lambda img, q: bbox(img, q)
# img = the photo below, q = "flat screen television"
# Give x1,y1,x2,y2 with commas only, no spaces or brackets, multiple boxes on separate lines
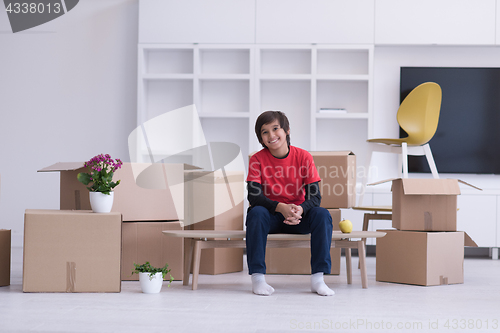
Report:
400,67,500,174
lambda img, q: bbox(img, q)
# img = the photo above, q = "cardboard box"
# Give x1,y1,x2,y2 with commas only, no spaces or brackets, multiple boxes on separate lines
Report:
0,229,11,287
372,178,479,231
265,209,342,275
38,162,198,221
23,210,122,292
376,229,477,286
121,221,184,281
185,170,245,274
310,151,356,209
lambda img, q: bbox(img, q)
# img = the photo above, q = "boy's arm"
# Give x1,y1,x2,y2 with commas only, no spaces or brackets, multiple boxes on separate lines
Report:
247,181,279,213
299,181,321,216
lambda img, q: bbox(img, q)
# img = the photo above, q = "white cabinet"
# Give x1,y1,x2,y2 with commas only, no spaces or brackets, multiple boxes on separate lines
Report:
256,0,374,44
139,0,255,43
138,44,373,168
457,195,497,247
375,0,496,45
255,45,373,155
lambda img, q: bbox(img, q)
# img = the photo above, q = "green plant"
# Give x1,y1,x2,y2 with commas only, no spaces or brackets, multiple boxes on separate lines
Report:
77,154,123,194
132,261,174,286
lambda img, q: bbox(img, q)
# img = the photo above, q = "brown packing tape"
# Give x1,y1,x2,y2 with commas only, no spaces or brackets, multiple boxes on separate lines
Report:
66,262,76,293
424,212,432,230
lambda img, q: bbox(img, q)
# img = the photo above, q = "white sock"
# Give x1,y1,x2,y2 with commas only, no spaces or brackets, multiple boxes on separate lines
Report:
251,273,275,296
311,272,335,296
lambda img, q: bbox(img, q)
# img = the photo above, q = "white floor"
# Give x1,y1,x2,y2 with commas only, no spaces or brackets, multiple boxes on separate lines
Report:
1,247,499,333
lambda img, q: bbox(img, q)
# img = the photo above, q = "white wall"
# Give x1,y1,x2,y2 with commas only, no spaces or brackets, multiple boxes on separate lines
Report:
0,0,139,246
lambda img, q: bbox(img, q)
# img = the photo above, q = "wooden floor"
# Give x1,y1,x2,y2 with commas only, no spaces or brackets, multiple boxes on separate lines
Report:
1,246,499,333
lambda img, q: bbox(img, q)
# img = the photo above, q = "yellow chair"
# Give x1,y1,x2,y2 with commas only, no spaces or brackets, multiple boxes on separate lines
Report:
358,81,442,206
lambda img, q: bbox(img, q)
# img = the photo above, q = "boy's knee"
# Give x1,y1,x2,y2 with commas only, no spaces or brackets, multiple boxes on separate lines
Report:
246,206,270,227
310,207,332,222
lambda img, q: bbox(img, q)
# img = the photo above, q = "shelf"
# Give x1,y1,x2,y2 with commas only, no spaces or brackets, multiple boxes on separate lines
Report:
198,74,251,80
198,112,250,118
143,74,194,80
260,49,311,74
316,74,370,81
200,49,250,74
315,113,369,119
317,49,369,75
144,48,194,74
259,74,312,81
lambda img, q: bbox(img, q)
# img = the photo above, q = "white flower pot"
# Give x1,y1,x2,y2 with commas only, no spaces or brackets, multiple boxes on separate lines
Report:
89,191,114,213
139,272,163,294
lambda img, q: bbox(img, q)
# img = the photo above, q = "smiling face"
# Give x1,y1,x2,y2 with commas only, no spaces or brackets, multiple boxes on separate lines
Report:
260,119,290,158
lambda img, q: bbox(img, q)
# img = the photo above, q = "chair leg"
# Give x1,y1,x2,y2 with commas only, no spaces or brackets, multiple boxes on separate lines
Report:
402,142,409,178
423,144,439,179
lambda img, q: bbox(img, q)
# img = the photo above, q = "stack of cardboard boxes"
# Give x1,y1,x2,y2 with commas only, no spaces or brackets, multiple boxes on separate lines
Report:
265,151,356,275
27,162,244,292
375,178,478,286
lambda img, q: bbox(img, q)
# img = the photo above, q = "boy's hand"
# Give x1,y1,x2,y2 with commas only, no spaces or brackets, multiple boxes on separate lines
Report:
277,203,303,225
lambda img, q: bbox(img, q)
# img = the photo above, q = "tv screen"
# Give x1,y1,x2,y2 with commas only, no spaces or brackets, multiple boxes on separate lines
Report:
400,67,500,174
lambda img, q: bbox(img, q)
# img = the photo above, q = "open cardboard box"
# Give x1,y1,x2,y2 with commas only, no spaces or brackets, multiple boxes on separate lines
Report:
310,151,356,209
38,162,199,221
376,229,477,286
265,209,342,275
369,178,481,231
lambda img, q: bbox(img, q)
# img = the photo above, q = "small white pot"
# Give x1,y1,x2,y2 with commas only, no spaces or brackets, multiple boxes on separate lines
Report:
89,191,114,213
139,272,163,294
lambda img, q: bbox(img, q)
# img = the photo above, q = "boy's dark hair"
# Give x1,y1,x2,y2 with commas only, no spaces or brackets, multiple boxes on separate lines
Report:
255,110,291,149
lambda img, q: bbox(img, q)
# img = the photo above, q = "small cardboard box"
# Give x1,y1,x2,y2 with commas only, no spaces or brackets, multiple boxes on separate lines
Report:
23,210,122,293
265,209,342,275
38,162,198,221
121,221,184,281
185,170,245,274
0,229,11,287
376,229,477,286
310,151,356,209
371,178,480,231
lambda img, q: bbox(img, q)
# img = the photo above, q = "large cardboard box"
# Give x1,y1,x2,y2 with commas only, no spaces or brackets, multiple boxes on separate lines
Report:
265,209,342,275
185,170,245,274
310,151,356,209
38,162,198,221
372,178,479,231
23,210,122,293
0,229,11,287
376,229,477,286
121,221,184,281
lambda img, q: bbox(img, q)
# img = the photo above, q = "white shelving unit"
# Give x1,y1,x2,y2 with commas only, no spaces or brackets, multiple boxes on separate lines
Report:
138,44,373,168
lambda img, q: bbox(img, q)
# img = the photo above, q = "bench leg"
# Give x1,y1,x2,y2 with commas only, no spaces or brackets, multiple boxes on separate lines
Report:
357,240,368,289
192,240,202,290
183,238,194,286
345,248,352,285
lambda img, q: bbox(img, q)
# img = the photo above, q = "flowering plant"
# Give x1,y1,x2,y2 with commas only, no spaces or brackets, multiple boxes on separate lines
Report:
77,154,123,195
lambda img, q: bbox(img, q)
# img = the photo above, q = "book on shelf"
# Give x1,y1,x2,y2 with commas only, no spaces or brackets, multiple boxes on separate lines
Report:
318,108,347,114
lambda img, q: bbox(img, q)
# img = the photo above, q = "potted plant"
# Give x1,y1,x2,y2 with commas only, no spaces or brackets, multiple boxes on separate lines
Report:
132,261,174,294
77,154,123,213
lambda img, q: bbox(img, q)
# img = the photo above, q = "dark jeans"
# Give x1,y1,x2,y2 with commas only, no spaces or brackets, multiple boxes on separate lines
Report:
245,206,333,275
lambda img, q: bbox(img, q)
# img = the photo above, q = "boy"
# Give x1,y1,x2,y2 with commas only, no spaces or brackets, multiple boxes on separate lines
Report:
246,110,334,296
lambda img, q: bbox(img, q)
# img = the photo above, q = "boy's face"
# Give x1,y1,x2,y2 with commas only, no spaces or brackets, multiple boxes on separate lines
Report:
260,119,289,156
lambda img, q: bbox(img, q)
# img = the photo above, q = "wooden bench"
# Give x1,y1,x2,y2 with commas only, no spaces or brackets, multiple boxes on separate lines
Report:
162,230,386,290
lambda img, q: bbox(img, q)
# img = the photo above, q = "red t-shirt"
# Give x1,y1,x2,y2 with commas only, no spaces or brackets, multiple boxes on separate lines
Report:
247,146,321,205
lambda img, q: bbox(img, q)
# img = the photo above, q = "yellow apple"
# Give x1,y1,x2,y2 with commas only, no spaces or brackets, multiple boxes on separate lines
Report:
339,219,353,233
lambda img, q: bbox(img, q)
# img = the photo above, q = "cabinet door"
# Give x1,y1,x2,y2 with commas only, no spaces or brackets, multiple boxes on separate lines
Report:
139,0,255,43
256,0,374,44
457,195,496,247
375,0,496,45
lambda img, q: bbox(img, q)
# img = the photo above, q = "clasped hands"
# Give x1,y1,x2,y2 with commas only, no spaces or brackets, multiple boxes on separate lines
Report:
276,202,303,225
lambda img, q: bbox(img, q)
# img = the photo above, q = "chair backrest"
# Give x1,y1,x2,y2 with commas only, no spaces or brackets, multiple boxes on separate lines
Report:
397,82,442,146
